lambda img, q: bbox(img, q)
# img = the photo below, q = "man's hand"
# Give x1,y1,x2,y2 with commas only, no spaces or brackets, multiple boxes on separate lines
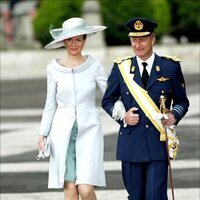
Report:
162,112,177,127
124,107,139,126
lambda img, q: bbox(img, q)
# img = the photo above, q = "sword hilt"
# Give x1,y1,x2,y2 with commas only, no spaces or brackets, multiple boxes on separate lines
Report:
159,95,167,114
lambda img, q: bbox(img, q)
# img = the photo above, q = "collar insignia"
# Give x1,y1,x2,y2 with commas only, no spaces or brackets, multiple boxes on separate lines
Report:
130,66,135,73
156,66,160,71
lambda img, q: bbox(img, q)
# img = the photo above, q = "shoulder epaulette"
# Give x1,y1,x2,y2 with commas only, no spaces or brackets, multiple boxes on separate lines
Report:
113,56,132,64
161,55,181,62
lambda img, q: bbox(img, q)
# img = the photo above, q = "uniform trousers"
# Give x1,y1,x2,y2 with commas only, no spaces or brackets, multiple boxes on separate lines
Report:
122,160,168,200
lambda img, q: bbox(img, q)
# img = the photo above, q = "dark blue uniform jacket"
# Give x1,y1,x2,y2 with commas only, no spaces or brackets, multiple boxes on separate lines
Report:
102,54,189,162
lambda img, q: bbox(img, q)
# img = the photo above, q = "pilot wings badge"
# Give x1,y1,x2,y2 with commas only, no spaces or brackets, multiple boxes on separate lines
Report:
157,76,170,82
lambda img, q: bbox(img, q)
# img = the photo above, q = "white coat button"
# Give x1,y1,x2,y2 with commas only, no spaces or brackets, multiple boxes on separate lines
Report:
146,125,149,128
126,92,129,95
119,132,123,135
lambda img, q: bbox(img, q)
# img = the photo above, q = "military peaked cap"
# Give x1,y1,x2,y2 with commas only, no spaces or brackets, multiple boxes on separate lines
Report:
126,17,158,37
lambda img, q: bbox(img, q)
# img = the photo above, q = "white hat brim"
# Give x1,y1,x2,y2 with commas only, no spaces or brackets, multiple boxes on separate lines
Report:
45,26,107,49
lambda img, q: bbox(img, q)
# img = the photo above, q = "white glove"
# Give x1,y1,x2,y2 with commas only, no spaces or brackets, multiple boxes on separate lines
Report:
112,99,126,121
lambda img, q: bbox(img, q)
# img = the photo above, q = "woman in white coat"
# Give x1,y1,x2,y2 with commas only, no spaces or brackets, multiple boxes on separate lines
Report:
37,17,107,200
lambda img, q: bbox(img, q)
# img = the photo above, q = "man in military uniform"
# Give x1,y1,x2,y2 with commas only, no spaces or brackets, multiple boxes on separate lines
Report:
102,17,189,200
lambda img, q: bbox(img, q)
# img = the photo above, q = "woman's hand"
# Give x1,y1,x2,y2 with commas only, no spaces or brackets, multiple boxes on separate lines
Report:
38,135,45,152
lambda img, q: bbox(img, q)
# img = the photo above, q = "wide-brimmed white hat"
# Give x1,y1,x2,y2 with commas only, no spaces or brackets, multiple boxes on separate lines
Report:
45,17,107,49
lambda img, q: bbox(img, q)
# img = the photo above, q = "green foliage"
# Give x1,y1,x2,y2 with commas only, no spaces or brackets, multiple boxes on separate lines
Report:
168,0,200,42
33,0,84,47
100,0,171,45
33,0,200,46
150,0,171,36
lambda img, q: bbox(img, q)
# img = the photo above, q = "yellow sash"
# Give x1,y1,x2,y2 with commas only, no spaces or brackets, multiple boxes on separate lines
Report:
118,59,166,141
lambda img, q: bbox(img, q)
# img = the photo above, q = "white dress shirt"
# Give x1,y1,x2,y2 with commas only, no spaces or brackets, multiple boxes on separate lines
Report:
136,53,155,76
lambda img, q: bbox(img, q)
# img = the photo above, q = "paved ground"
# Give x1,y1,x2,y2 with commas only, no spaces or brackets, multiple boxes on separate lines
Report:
1,51,200,200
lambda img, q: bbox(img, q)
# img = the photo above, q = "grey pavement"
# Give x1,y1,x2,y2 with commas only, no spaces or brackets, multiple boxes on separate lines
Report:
1,189,199,200
1,48,200,200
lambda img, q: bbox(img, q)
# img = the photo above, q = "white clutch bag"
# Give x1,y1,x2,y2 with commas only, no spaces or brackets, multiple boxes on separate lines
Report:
36,137,51,160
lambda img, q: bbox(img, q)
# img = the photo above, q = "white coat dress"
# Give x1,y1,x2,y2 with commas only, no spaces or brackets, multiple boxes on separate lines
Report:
39,55,107,188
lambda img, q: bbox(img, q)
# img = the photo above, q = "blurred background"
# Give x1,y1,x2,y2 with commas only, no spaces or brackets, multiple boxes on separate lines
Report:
0,0,199,200
0,0,200,49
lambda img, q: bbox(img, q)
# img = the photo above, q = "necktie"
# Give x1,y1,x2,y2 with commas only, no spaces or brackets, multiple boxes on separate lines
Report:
142,62,149,88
